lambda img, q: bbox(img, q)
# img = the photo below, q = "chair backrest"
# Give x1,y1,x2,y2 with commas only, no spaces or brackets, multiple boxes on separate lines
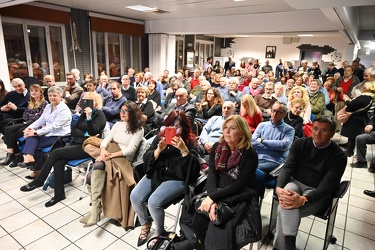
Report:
255,169,266,199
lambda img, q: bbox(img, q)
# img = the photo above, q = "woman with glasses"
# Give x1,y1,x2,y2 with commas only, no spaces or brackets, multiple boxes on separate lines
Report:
284,98,305,138
199,87,223,120
20,92,107,207
80,101,145,228
130,110,200,247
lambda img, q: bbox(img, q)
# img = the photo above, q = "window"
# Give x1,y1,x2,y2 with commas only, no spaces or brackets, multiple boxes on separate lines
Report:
3,18,68,82
93,32,143,79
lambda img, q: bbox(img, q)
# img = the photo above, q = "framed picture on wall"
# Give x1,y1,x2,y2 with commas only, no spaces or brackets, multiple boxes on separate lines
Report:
265,46,276,59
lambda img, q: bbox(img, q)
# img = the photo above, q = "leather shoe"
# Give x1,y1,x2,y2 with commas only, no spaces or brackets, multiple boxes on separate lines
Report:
1,153,14,165
350,162,367,168
45,194,66,207
25,175,36,180
18,161,36,169
9,155,24,168
368,167,375,173
20,181,43,192
363,190,375,198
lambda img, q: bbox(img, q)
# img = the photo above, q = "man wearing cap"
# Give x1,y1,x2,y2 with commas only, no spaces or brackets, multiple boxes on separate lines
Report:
322,62,338,83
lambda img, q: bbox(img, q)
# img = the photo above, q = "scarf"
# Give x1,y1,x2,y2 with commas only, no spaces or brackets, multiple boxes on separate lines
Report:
214,141,244,173
308,89,319,98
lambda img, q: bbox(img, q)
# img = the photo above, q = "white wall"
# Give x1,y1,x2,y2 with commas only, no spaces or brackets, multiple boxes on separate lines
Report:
0,15,11,90
148,34,176,77
220,36,354,68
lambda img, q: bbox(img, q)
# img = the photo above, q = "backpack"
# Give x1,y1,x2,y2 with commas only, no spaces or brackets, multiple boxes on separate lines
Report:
42,168,72,190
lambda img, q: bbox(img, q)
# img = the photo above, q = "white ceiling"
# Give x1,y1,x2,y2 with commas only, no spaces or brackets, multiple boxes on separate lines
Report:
2,0,375,46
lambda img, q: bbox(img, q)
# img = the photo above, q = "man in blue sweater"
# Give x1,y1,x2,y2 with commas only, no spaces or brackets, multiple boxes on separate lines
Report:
0,78,30,133
273,116,347,250
252,101,295,173
102,82,126,128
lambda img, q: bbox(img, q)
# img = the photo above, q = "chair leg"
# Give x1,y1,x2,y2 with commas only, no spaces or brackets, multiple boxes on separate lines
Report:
79,162,93,200
172,199,183,232
323,199,339,250
269,196,279,235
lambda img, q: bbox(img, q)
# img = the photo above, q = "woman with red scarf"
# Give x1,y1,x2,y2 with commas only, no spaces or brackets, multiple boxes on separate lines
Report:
192,115,258,249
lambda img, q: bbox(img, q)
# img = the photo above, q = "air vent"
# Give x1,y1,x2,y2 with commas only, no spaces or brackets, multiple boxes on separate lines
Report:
150,9,170,14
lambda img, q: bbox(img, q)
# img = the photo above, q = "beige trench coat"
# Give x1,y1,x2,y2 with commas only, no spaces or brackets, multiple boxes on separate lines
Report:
84,142,136,229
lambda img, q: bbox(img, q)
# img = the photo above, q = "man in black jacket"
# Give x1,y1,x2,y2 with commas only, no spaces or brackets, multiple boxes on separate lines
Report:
0,78,30,133
273,116,347,250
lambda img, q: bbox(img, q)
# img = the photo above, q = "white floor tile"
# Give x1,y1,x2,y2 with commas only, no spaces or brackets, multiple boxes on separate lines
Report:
74,227,118,249
24,231,71,250
11,219,54,246
43,206,81,229
0,234,22,249
57,219,97,242
343,231,375,249
0,200,25,220
0,209,39,233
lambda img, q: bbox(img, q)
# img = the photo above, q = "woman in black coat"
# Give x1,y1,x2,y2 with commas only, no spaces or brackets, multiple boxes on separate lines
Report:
284,98,305,138
20,92,107,207
135,86,155,137
192,115,258,250
341,81,375,156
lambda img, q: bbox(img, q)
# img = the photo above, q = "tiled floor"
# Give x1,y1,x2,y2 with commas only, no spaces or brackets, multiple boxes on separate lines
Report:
0,133,374,250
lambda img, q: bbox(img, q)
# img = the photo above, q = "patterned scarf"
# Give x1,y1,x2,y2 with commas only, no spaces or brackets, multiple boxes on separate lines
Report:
214,141,244,174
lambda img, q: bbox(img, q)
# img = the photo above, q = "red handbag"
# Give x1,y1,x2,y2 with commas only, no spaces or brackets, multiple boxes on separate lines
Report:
303,121,313,137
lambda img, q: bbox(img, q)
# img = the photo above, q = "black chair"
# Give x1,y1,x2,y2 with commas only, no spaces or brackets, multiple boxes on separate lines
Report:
268,180,350,250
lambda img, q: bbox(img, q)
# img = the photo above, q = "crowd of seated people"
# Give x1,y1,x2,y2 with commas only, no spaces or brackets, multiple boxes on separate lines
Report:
0,57,374,249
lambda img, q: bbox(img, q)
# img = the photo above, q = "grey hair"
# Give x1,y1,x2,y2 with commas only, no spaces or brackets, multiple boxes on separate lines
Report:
275,101,288,113
366,66,375,76
47,86,63,96
11,78,24,85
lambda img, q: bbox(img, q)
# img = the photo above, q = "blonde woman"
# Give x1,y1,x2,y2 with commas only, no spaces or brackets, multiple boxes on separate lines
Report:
288,86,311,124
1,84,48,169
240,94,262,132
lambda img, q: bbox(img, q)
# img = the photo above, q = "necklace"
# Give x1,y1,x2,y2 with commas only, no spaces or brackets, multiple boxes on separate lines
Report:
287,112,294,121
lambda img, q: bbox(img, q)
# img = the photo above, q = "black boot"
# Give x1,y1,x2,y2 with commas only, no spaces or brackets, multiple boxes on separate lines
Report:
9,154,24,168
1,153,15,165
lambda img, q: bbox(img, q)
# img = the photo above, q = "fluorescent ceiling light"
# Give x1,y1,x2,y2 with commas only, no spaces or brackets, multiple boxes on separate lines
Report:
233,0,246,2
126,5,156,12
364,42,375,50
298,34,313,37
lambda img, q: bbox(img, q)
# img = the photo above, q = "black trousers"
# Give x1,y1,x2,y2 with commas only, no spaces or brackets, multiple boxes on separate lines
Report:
4,123,27,153
0,113,17,134
34,143,90,197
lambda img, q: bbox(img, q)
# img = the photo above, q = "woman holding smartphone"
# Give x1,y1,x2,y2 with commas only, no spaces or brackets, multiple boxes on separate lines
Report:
130,110,201,247
20,92,107,207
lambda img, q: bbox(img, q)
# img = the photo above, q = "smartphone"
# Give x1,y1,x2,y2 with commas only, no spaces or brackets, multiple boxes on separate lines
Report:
165,127,176,145
80,99,93,110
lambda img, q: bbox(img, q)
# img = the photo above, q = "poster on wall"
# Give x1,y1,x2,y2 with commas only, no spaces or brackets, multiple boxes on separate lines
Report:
265,46,276,59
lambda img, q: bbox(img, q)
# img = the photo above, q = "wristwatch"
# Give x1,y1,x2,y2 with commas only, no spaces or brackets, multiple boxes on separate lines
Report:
301,196,308,206
34,131,38,136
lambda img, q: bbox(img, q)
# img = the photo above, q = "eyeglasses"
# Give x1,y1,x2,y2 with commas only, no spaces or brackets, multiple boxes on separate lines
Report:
120,109,129,114
312,128,331,134
271,109,285,114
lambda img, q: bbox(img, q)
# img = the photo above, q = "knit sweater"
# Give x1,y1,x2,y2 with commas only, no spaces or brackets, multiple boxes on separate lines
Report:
277,137,347,203
252,120,295,165
0,90,30,118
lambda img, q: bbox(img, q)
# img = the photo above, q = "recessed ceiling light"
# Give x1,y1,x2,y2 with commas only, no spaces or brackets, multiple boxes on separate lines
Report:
298,34,314,37
126,5,156,12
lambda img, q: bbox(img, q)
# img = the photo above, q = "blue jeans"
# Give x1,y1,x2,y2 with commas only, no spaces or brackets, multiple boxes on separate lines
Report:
130,176,185,235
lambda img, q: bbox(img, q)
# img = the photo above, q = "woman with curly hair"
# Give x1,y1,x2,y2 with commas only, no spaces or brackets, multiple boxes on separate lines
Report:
240,94,262,133
130,110,200,246
199,87,223,119
80,100,145,228
288,86,311,125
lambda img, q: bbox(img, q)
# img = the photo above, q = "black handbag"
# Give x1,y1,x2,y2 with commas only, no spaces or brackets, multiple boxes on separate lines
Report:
146,231,179,250
193,192,237,226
